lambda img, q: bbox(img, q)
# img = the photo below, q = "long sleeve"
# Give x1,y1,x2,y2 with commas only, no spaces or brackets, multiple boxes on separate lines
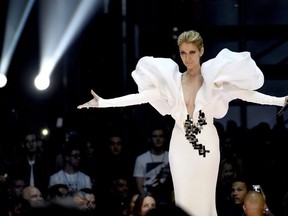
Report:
98,88,161,108
230,89,286,106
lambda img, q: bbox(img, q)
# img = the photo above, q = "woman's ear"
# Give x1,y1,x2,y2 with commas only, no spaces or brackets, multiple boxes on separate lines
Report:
200,47,204,57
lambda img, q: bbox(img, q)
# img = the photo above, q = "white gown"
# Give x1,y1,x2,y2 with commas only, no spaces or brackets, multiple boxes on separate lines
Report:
97,48,285,216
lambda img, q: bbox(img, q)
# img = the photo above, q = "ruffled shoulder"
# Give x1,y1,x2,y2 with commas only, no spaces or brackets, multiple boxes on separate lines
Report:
131,56,182,115
132,56,180,91
201,48,264,90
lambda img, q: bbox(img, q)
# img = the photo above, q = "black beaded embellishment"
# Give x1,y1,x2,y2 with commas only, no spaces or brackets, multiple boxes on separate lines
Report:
184,110,210,157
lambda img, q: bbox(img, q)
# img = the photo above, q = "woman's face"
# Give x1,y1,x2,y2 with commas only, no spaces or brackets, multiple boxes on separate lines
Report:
140,196,156,216
179,42,203,71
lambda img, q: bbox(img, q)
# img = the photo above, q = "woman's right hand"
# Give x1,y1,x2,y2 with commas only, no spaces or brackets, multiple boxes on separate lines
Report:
77,90,100,109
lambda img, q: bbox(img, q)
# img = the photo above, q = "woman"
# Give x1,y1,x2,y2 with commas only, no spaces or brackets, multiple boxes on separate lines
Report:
77,30,288,216
132,192,156,216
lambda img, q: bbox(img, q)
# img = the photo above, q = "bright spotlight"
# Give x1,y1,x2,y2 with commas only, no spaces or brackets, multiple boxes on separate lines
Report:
36,0,101,91
41,127,49,137
0,0,35,77
0,74,7,88
34,75,50,91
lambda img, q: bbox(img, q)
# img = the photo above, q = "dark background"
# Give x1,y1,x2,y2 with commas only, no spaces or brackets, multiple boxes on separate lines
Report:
0,0,287,141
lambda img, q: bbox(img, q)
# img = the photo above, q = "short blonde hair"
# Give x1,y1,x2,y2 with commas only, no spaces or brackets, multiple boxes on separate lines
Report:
177,30,204,50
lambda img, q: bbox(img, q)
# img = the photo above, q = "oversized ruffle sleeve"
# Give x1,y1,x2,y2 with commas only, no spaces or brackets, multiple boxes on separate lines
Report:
198,48,269,118
98,57,182,116
131,57,182,115
201,48,264,91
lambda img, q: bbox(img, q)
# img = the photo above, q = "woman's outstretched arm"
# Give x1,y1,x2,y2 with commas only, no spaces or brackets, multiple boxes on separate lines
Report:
230,89,288,107
77,88,161,109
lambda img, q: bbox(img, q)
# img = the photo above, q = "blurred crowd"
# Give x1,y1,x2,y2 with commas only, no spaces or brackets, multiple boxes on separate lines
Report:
0,115,288,216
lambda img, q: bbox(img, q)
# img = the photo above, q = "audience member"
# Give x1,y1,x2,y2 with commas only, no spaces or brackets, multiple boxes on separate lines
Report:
243,190,274,216
0,170,9,216
216,157,239,213
22,185,45,208
123,193,139,216
8,196,27,216
80,138,99,190
133,192,157,216
49,142,92,192
8,177,27,199
133,126,173,204
219,178,249,216
46,183,69,204
101,175,133,216
79,188,97,212
11,128,50,196
98,130,135,195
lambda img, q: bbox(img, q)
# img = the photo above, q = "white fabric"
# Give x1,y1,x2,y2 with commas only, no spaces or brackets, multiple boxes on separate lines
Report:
98,88,161,107
97,48,286,216
28,160,35,186
133,151,169,191
49,170,92,192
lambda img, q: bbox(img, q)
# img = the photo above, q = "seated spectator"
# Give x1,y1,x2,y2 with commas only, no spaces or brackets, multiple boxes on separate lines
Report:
133,192,157,216
219,177,249,216
133,126,173,204
79,188,96,212
9,177,27,199
70,188,97,214
11,128,50,197
123,193,139,216
49,142,92,192
243,190,274,216
98,130,134,193
101,175,133,216
216,157,240,213
22,186,45,208
46,183,69,204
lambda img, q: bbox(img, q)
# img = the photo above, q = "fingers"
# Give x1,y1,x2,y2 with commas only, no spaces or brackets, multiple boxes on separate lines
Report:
77,104,86,109
91,89,99,100
77,90,99,109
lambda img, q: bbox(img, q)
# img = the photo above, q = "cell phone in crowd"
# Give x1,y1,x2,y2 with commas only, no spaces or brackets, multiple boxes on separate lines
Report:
252,184,261,193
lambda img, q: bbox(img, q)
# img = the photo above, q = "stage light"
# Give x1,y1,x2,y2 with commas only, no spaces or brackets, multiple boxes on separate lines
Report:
35,0,101,91
0,0,35,88
34,74,50,91
40,127,49,137
0,74,7,88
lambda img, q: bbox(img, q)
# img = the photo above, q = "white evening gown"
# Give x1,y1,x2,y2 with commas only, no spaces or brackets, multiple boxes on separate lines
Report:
97,48,286,216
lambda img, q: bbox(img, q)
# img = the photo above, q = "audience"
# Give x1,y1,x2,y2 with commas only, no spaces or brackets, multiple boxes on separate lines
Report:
0,117,287,216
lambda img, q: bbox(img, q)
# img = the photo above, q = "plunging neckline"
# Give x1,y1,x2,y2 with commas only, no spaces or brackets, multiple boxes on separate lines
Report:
180,72,203,119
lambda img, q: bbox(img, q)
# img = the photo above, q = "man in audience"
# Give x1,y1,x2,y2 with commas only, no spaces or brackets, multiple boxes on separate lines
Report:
243,190,274,216
133,125,173,204
49,142,92,192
